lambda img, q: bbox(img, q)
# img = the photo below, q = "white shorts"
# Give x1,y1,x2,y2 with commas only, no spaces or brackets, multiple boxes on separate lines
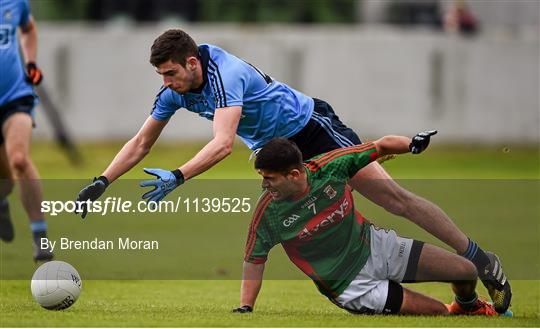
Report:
333,225,424,314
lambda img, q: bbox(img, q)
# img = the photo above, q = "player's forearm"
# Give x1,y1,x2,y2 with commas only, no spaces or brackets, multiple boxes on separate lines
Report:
374,135,411,156
102,136,151,183
20,19,38,63
179,137,233,180
240,262,264,307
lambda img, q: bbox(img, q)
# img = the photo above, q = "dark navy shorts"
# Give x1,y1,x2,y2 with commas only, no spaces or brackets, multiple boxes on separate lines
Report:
0,95,36,144
289,98,362,161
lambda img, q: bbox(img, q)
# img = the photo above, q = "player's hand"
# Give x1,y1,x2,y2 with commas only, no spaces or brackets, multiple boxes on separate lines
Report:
409,130,437,154
25,62,43,86
232,305,253,313
140,168,184,203
76,176,109,219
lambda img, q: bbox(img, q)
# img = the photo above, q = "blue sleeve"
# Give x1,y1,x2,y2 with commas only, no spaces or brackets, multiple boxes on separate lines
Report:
150,87,182,121
19,0,31,28
209,56,248,109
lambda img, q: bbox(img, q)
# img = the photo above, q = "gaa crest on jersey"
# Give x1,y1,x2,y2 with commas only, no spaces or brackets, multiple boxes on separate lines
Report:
282,214,300,227
4,10,12,20
323,185,337,199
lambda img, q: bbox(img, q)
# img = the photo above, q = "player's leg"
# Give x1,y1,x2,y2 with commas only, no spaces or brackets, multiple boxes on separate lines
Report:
350,163,470,254
412,242,477,283
400,286,449,315
376,228,468,315
413,243,477,303
398,283,498,316
2,111,52,261
0,143,15,242
409,242,497,315
334,226,450,315
334,276,449,315
2,113,43,220
367,225,496,316
338,280,494,316
350,162,511,313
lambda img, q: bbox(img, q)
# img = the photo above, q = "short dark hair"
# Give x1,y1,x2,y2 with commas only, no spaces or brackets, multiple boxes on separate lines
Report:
150,29,199,67
254,138,303,174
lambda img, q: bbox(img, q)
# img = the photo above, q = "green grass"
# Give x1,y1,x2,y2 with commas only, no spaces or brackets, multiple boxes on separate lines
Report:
1,280,539,327
0,141,539,327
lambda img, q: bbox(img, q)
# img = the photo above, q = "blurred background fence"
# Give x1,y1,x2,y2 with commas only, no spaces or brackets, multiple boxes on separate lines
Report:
27,0,539,144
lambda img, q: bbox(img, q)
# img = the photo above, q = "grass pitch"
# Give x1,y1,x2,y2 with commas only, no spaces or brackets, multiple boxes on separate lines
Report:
1,280,539,327
0,141,539,327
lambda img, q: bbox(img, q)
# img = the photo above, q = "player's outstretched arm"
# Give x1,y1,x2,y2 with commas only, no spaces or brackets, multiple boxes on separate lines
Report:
374,130,437,156
137,106,242,203
75,116,168,218
178,106,242,180
233,261,265,313
102,116,169,183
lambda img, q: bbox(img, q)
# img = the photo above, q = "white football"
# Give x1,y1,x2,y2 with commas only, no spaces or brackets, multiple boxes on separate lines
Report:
31,261,82,310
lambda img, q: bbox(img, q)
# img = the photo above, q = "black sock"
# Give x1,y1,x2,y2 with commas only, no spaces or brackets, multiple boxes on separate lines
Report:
455,292,478,311
33,231,48,247
460,238,490,278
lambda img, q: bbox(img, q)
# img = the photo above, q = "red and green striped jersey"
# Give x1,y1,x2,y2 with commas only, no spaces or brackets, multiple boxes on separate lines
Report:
244,142,379,298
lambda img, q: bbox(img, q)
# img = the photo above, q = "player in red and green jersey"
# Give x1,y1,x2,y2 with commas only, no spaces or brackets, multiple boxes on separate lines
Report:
235,132,504,316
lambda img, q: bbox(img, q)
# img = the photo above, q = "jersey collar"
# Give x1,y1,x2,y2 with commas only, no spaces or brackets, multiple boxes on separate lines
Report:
188,46,209,94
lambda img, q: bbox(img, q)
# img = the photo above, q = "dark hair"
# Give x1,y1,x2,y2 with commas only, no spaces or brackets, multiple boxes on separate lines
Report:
150,29,199,67
254,138,303,174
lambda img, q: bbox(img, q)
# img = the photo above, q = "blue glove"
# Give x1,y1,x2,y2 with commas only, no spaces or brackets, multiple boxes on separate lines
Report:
140,168,184,202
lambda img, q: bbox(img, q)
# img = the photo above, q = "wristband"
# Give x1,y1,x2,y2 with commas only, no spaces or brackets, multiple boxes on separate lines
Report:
171,169,185,184
96,176,110,187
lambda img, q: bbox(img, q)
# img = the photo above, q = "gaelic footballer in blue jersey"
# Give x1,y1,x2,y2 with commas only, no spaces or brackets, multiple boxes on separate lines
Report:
0,0,52,262
75,29,510,314
151,44,314,150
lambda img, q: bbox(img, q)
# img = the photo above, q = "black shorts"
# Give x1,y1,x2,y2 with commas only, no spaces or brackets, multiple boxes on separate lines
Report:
0,95,36,144
289,98,361,161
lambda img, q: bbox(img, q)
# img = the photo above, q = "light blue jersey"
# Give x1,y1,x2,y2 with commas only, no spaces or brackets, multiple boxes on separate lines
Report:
151,44,314,150
0,0,34,106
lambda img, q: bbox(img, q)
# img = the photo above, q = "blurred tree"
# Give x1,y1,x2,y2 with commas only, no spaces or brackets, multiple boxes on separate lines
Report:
386,0,442,28
30,0,89,21
200,0,356,23
29,0,358,23
86,0,199,22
